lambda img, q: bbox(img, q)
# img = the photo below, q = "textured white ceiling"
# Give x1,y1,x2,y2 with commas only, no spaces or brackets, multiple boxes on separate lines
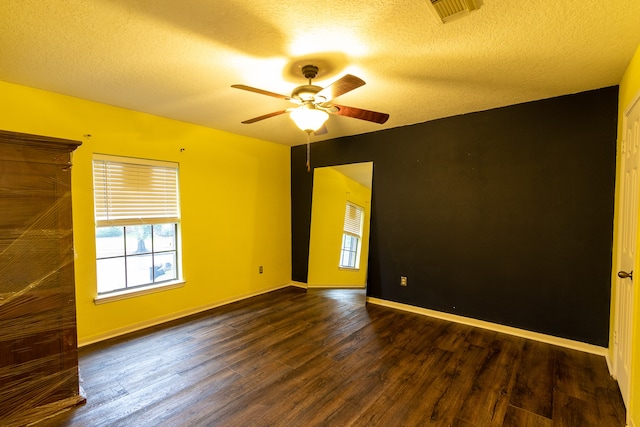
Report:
1,0,640,146
330,163,373,189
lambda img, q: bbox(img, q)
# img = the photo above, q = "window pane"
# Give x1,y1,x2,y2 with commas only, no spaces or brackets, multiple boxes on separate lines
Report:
96,226,125,258
126,254,154,287
344,252,355,268
93,155,181,295
153,224,176,252
347,251,355,267
344,235,352,250
348,235,358,250
97,257,126,293
339,234,360,269
154,252,177,282
126,225,152,255
340,251,351,267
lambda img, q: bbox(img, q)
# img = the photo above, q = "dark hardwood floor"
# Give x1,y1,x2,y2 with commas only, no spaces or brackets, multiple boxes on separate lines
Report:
39,286,625,426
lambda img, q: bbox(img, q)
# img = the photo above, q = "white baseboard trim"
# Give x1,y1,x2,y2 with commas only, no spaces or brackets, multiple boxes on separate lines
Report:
80,284,609,360
366,297,608,357
78,282,298,347
308,284,366,289
605,353,614,376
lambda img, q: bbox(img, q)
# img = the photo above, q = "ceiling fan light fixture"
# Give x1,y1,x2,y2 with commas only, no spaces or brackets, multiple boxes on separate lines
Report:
290,107,329,132
232,65,388,132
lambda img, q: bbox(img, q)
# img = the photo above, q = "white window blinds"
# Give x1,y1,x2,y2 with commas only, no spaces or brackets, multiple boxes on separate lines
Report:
343,202,364,237
93,155,180,226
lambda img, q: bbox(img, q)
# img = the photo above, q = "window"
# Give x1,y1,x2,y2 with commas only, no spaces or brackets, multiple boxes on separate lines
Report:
93,155,181,295
339,202,364,269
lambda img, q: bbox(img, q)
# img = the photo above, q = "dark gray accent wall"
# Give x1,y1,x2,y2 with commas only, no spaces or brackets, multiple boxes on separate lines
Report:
291,87,618,346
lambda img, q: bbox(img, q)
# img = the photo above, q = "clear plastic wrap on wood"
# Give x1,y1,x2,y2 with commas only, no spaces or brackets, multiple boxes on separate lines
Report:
0,130,84,426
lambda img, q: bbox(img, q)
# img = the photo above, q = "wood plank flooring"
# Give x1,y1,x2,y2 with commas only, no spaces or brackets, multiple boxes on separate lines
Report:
38,287,625,426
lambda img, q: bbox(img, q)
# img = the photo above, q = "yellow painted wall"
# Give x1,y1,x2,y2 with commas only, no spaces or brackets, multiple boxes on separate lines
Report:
611,42,640,424
307,167,371,287
0,80,291,345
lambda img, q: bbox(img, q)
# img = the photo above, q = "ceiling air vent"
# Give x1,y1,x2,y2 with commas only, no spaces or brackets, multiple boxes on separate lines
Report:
427,0,481,23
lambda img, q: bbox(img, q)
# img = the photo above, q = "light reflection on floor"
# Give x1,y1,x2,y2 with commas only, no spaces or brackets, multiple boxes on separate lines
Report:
306,287,366,306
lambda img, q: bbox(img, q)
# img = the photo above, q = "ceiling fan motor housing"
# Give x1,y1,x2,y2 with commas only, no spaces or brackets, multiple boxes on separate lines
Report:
301,65,319,80
291,84,324,102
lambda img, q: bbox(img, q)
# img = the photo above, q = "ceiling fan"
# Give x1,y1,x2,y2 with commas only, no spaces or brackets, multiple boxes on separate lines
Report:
231,65,389,134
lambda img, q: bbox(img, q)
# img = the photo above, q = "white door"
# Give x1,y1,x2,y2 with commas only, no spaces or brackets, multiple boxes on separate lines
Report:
615,93,640,410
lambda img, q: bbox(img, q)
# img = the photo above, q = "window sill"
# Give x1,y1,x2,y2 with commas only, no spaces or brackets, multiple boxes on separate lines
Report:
94,280,185,305
339,267,360,271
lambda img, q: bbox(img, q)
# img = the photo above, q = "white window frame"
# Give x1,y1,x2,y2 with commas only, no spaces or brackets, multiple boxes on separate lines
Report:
339,202,364,269
92,154,183,303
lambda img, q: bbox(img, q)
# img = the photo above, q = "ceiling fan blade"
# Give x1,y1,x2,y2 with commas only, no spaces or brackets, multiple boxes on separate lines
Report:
231,84,291,101
314,125,328,136
332,104,389,124
241,110,288,124
316,74,365,102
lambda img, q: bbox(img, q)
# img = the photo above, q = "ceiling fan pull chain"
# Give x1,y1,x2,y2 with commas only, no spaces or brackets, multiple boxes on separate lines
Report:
306,131,311,172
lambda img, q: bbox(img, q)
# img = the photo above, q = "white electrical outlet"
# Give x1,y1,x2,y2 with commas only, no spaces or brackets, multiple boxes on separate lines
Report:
400,276,407,286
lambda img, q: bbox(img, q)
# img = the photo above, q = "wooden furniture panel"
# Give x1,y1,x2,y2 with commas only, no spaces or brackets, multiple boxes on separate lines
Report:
0,130,84,426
